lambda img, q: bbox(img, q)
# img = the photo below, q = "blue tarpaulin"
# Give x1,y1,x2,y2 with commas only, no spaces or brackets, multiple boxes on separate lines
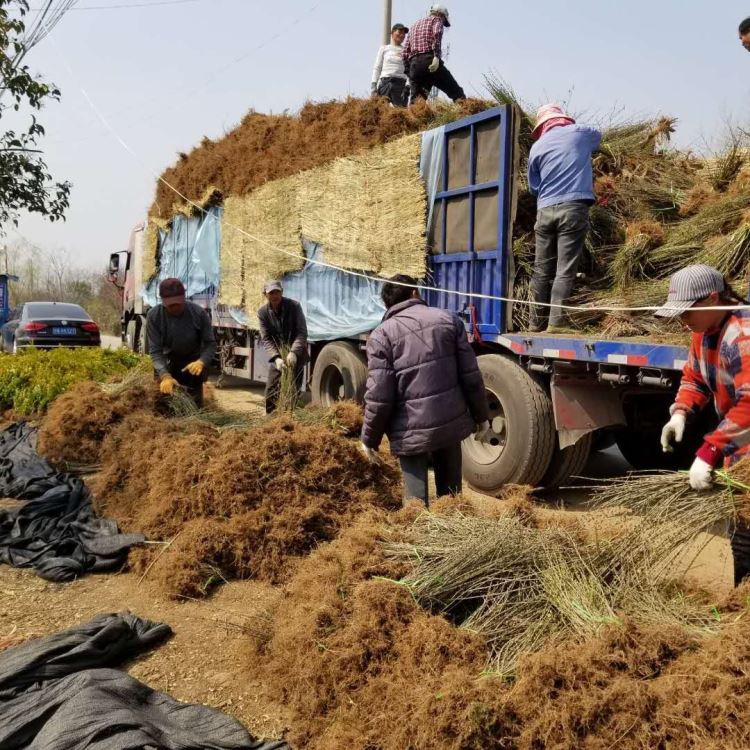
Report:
143,207,221,307
145,125,443,338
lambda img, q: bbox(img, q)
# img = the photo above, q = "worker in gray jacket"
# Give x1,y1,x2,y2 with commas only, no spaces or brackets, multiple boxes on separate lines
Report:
360,275,490,506
258,280,308,413
147,277,216,406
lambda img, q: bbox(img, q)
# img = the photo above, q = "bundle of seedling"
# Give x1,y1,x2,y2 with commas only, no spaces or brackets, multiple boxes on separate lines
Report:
386,494,718,676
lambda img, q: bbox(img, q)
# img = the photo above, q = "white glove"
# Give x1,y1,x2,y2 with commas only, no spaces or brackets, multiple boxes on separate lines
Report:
474,420,492,442
689,457,714,491
359,442,383,465
660,412,686,453
286,351,298,368
428,56,440,73
274,358,287,372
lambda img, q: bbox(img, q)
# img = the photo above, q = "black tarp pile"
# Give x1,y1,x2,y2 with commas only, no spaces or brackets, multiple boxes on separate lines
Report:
0,611,289,749
0,422,143,581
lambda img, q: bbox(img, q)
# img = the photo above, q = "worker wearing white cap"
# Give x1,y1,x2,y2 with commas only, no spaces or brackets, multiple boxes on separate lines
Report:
257,280,308,413
658,264,750,584
402,5,465,105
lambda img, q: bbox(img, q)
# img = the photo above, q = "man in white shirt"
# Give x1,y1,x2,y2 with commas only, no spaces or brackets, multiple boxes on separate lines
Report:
371,23,409,108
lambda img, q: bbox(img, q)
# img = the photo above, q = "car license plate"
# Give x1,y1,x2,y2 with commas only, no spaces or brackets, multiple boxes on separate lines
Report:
52,327,77,336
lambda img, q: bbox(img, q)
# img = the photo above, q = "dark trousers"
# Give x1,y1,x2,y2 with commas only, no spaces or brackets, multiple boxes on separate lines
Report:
377,76,409,107
529,201,591,329
265,363,304,414
398,442,463,507
408,53,466,104
166,358,205,407
732,518,750,586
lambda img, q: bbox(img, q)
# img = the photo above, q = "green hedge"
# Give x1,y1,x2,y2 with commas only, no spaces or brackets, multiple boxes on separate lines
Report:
0,347,148,415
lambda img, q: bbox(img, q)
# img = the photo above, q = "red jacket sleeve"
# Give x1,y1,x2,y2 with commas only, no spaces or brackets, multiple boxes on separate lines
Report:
672,334,711,418
703,323,750,458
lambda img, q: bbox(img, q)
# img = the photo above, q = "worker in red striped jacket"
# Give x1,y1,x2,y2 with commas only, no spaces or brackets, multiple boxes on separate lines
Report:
657,264,750,584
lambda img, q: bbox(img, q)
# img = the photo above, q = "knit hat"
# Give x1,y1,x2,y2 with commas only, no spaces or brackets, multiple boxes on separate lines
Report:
531,104,575,140
158,277,186,302
654,265,726,319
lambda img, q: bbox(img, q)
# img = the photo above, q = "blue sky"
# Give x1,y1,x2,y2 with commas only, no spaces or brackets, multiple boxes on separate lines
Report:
11,0,750,267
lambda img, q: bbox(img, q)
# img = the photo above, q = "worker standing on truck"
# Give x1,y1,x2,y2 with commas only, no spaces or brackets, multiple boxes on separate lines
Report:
359,275,491,506
657,264,750,585
527,104,601,333
147,277,216,407
403,5,465,105
371,23,410,108
258,280,308,413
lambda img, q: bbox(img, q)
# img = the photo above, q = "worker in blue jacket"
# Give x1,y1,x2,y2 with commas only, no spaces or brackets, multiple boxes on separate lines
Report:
527,104,601,333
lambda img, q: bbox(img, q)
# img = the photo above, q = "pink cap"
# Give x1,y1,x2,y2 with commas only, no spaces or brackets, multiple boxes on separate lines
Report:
532,104,575,139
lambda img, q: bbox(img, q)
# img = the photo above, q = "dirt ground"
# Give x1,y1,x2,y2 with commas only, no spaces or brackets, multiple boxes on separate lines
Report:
0,378,735,744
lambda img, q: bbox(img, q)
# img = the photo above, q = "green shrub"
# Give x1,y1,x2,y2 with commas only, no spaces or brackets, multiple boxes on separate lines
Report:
0,347,148,415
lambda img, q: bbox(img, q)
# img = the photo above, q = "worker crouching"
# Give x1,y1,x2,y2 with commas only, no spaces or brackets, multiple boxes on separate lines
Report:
258,280,309,413
147,277,216,407
657,264,750,585
359,275,490,506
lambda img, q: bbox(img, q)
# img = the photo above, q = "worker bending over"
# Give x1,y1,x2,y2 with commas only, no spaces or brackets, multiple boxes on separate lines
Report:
371,22,410,107
527,104,601,333
403,4,465,105
258,280,308,413
360,275,490,506
147,277,216,406
658,265,750,585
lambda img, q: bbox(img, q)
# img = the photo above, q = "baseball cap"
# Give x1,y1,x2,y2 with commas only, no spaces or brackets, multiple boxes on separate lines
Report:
158,277,185,301
654,265,726,319
263,280,283,294
392,22,408,33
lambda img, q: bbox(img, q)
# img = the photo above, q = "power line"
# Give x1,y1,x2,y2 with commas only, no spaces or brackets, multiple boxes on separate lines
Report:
30,0,198,9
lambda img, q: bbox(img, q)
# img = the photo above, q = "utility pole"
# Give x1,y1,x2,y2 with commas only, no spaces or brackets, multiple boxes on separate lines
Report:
382,0,392,45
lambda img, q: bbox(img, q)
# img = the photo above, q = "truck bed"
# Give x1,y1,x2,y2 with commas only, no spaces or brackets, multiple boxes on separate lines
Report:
497,332,689,371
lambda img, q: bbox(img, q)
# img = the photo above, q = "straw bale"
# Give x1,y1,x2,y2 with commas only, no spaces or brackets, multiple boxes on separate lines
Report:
219,133,427,320
142,221,160,283
219,174,305,314
299,133,426,278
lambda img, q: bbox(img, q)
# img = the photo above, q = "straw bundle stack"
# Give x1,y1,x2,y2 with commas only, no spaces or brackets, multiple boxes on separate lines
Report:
299,133,426,277
220,174,305,312
218,132,427,321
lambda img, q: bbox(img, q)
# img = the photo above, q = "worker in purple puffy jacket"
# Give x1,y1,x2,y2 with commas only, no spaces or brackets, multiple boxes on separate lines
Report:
359,275,490,506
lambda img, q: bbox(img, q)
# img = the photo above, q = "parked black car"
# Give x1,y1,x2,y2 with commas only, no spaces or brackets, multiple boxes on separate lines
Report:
1,302,101,353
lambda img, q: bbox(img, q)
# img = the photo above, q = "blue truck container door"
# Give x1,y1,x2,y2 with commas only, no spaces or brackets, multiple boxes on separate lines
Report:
425,106,517,337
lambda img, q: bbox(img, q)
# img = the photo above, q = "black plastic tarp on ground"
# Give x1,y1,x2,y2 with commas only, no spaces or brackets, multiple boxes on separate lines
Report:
0,612,289,750
0,422,144,581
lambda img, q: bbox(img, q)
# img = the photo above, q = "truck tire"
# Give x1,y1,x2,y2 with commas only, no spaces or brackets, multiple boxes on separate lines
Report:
311,341,368,406
615,430,696,471
462,354,556,492
540,432,593,490
138,318,149,356
125,319,139,352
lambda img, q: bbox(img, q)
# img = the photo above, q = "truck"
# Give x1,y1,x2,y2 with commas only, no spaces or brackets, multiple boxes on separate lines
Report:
109,105,703,492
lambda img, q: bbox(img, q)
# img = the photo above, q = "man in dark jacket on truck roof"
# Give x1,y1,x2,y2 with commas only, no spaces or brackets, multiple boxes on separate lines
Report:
147,277,216,407
258,280,309,413
360,275,491,506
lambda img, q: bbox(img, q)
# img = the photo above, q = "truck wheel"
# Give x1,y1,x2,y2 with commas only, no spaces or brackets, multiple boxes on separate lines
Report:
125,319,139,352
311,341,368,405
540,432,593,489
138,318,148,356
462,354,555,492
